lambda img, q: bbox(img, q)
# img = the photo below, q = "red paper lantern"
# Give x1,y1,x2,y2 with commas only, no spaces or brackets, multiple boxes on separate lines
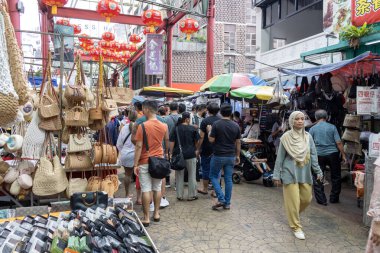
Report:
72,24,81,35
179,18,199,40
120,42,128,51
78,34,91,43
129,34,141,44
141,9,162,33
113,42,121,52
99,40,111,49
43,0,68,15
102,32,115,42
97,0,121,23
143,27,153,35
126,44,137,52
80,39,94,50
56,18,70,26
75,49,84,57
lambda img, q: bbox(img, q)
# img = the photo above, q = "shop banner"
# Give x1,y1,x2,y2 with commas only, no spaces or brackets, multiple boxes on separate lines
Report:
54,24,74,62
369,133,380,157
371,87,380,114
145,34,163,75
323,0,351,35
351,0,380,26
357,86,372,115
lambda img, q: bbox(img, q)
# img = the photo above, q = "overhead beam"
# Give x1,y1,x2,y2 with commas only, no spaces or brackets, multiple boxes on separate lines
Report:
54,7,145,26
134,0,206,18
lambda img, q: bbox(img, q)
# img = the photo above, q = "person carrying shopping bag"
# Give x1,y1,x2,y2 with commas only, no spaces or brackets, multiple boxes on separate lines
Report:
169,112,200,201
273,111,323,240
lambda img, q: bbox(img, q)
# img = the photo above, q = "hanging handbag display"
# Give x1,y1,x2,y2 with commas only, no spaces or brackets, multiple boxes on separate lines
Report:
38,95,60,119
89,56,105,121
86,175,102,191
89,107,103,120
93,142,103,164
171,127,186,171
101,144,118,164
65,152,93,171
344,142,362,156
66,171,88,198
67,134,92,153
102,98,118,112
141,123,170,179
39,116,63,131
65,56,87,102
343,114,361,129
65,106,89,127
70,191,108,211
342,129,361,143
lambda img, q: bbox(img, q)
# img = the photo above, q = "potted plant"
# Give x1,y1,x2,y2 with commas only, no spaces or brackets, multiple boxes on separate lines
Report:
340,22,373,49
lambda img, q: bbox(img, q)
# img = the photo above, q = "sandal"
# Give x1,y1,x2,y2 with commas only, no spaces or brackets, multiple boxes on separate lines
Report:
210,191,217,198
212,202,224,210
187,196,198,201
141,221,150,227
177,197,184,201
197,189,208,195
153,216,160,222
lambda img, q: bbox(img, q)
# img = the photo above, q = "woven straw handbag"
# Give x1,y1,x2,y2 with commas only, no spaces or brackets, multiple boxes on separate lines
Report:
93,143,103,164
89,119,106,131
10,180,21,196
343,114,361,129
33,155,68,196
0,94,18,128
65,56,86,102
344,142,362,156
65,106,89,127
38,95,60,119
0,160,9,174
67,134,92,153
4,167,18,184
1,5,29,105
105,174,119,192
62,125,71,144
89,107,103,120
38,115,62,131
17,174,33,190
102,99,118,112
101,144,117,164
65,152,93,171
342,129,361,144
66,171,88,198
86,176,102,191
100,177,115,198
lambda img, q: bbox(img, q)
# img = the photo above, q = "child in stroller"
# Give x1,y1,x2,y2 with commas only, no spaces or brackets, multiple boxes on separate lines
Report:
233,144,274,186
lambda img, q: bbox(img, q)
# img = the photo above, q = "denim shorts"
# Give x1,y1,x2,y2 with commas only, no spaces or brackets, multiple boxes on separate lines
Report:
201,155,212,180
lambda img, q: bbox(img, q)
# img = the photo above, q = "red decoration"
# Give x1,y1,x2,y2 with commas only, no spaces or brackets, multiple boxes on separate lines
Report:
72,24,81,34
97,0,121,23
75,49,84,57
43,0,68,15
143,27,153,35
78,34,91,43
99,40,111,49
120,42,128,51
56,18,70,26
179,18,199,40
102,32,115,42
113,42,121,52
129,34,141,44
141,9,163,33
80,39,94,50
126,44,137,52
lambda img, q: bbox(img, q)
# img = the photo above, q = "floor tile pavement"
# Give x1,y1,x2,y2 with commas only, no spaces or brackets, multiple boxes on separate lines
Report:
115,175,369,253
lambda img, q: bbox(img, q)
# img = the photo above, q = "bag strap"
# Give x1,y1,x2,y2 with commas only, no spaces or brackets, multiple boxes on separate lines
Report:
175,126,183,152
123,132,132,145
141,123,149,153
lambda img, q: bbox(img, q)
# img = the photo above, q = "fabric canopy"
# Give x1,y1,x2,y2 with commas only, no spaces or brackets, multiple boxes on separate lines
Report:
139,86,194,98
278,51,373,77
230,86,274,100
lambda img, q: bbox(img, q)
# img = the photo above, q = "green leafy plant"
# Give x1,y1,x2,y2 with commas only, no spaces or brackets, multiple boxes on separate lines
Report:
339,22,373,49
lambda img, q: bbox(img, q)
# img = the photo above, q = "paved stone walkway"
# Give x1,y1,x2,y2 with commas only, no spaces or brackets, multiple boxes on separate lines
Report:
116,176,368,253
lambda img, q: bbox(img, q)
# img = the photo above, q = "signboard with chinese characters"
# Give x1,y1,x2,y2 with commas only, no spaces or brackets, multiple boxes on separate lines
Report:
357,86,373,115
323,0,351,35
351,0,380,26
145,34,163,75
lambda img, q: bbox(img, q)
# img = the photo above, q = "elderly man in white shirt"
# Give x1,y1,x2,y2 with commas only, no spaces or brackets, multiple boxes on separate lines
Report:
242,114,260,139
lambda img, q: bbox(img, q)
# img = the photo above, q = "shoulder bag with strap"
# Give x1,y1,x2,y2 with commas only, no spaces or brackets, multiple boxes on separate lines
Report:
141,123,171,179
170,126,186,171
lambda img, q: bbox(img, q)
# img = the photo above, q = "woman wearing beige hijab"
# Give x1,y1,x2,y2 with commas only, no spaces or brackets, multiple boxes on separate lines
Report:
273,111,323,240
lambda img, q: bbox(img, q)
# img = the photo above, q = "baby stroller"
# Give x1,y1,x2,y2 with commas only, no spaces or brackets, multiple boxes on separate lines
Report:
233,149,274,187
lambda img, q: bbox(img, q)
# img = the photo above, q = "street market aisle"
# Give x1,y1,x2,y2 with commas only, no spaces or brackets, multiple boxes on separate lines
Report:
116,178,368,253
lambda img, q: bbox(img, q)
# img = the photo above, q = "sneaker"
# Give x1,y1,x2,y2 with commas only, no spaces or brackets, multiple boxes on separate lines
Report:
149,202,154,212
293,230,305,240
165,184,171,188
160,197,170,208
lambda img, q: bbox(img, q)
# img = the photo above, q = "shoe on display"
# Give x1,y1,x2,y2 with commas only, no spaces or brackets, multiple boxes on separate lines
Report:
293,230,305,240
149,202,154,212
160,197,170,208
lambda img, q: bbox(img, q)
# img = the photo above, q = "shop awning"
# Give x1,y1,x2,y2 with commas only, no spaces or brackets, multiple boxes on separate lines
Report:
278,51,380,77
171,83,203,92
139,86,194,98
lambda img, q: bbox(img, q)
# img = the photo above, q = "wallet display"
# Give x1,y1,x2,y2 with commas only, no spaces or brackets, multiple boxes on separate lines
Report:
0,204,155,253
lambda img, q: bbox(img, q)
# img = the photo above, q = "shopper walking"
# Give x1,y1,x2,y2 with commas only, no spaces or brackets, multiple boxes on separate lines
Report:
169,112,200,201
309,109,347,205
134,100,169,227
366,157,380,253
192,104,206,129
273,111,323,240
135,101,144,119
166,102,181,135
116,110,138,199
208,103,241,210
197,103,220,195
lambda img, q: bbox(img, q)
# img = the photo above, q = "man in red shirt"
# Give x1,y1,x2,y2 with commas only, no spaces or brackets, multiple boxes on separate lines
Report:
134,100,169,226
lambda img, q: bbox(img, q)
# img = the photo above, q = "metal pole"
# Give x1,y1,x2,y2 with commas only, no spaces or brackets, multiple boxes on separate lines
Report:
7,0,21,46
206,0,215,80
58,34,64,163
166,24,173,88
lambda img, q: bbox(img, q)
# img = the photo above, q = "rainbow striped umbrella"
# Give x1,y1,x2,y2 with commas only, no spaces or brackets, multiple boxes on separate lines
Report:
230,85,274,100
200,73,267,93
